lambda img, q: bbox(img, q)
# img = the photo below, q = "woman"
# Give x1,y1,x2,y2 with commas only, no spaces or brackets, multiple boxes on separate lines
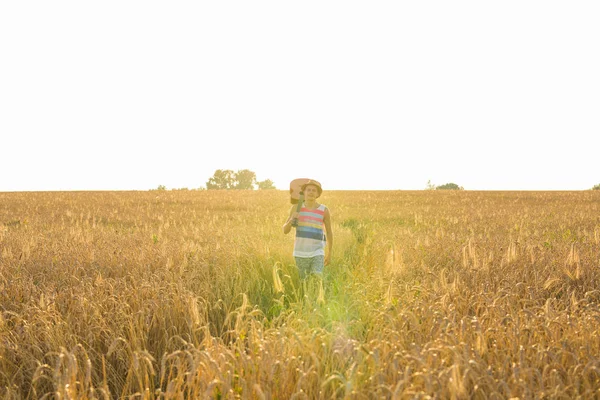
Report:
283,179,333,279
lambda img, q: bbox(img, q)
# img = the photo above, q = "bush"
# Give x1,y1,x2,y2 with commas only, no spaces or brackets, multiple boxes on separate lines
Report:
436,183,463,190
592,184,600,190
257,179,276,190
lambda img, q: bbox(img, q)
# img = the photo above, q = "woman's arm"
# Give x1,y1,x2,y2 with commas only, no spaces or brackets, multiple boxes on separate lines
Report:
283,205,298,234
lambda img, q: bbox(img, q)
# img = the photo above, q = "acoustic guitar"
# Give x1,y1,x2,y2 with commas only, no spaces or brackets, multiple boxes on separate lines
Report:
289,178,311,227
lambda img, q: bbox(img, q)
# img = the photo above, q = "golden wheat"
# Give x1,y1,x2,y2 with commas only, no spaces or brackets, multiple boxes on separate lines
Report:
0,190,599,398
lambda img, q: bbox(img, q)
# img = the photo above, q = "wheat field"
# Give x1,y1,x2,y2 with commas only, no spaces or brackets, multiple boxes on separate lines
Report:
1,190,600,399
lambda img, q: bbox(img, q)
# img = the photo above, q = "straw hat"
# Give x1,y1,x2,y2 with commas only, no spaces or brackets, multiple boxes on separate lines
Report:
301,179,322,197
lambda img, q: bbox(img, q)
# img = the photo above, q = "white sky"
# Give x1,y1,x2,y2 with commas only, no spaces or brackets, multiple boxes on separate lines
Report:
1,1,599,191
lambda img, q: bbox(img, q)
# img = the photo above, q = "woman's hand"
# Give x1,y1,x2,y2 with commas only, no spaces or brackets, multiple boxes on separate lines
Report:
288,212,299,225
283,212,299,234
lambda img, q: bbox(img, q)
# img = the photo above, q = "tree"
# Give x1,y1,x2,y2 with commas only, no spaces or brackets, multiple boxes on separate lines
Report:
234,169,257,190
206,169,275,190
425,180,436,190
436,183,463,190
206,169,235,190
257,179,276,190
592,184,600,190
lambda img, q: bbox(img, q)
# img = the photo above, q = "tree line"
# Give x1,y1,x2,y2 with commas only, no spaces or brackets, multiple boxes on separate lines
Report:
153,169,276,191
156,175,600,191
425,180,464,190
426,181,600,190
206,169,275,190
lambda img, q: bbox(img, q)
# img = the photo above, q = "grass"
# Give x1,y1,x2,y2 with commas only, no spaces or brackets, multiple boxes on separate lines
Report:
1,189,600,398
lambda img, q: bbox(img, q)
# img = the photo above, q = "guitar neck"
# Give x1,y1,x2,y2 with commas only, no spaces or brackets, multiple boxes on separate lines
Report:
295,193,304,212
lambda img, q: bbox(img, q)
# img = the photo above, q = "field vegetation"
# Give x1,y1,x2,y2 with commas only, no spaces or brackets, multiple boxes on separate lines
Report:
1,190,600,398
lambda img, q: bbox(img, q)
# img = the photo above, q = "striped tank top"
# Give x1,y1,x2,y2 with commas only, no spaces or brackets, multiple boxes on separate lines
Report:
294,203,327,258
